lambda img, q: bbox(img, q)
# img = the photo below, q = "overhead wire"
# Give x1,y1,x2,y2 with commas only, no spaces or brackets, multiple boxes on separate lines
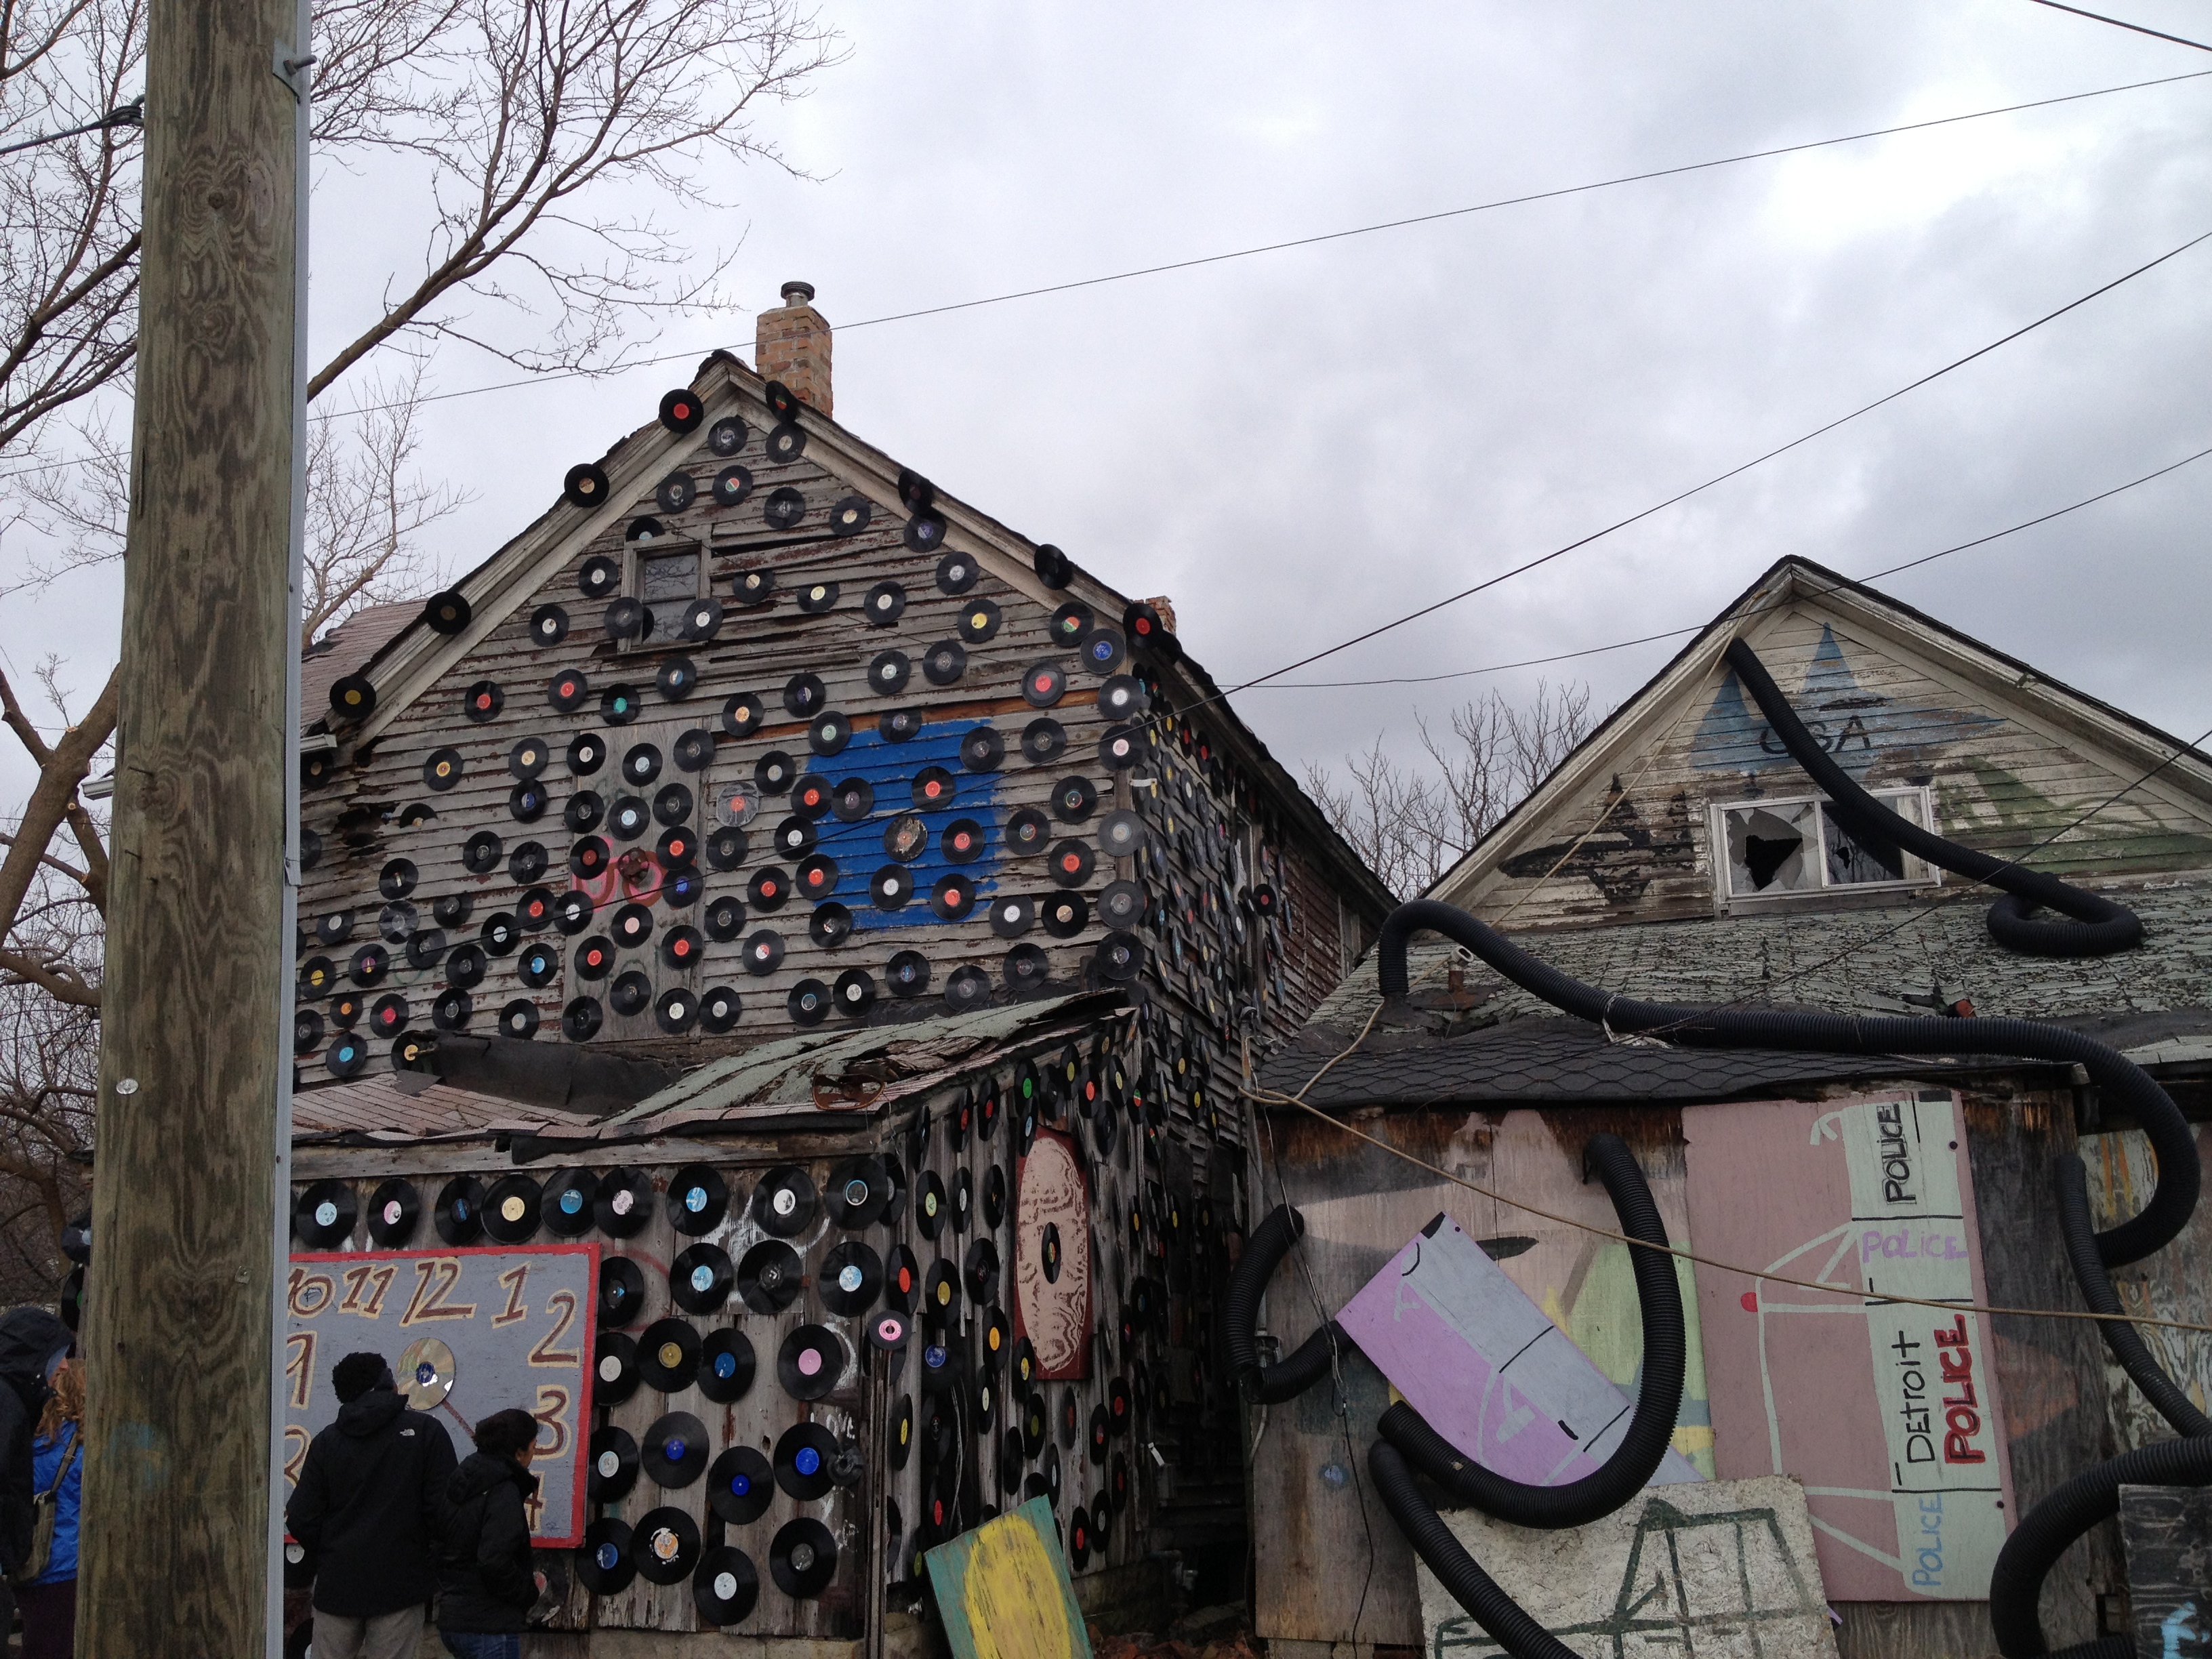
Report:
2022,0,2212,54
0,97,142,160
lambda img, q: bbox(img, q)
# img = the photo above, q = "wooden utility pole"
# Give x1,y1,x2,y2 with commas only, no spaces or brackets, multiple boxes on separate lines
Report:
79,0,308,1645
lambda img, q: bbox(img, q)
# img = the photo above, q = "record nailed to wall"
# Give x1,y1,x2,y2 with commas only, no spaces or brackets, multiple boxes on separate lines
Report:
631,1508,701,1586
643,1410,708,1488
742,929,786,977
670,1242,735,1315
1098,880,1145,930
699,985,741,1033
819,1240,883,1317
699,1328,756,1405
863,579,907,626
929,872,976,922
434,1176,485,1245
577,1518,636,1595
1021,663,1067,708
869,649,910,695
1004,808,1051,857
1040,893,1089,939
827,1157,891,1229
484,1175,543,1244
366,1178,419,1247
540,1168,597,1236
880,707,924,743
943,964,991,1012
713,464,753,507
752,1164,818,1237
598,1256,647,1328
589,1426,640,1502
1094,932,1143,982
795,578,838,615
884,1244,920,1317
830,495,873,536
1097,675,1147,719
736,1239,803,1315
922,639,966,687
905,510,947,554
708,415,748,456
833,967,875,1018
656,470,697,513
708,1446,774,1525
595,1166,655,1237
294,1180,356,1248
956,598,1001,643
665,1164,729,1233
329,674,376,721
694,1547,760,1628
732,566,776,608
1004,943,1050,995
1048,841,1096,888
592,1332,640,1408
562,463,609,508
762,486,806,530
885,949,930,998
773,1423,841,1502
777,1325,846,1402
658,387,704,432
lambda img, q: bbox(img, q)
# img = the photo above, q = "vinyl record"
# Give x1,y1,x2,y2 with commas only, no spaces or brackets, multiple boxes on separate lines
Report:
1004,808,1051,857
929,872,975,922
483,1174,543,1244
773,1424,841,1502
708,1446,774,1524
825,1158,890,1229
903,509,947,554
604,596,646,641
598,1256,647,1328
1004,943,1050,994
635,1317,701,1394
1098,675,1148,719
643,1410,708,1488
577,554,619,598
590,1427,640,1502
1019,718,1068,766
808,903,853,949
964,1238,1001,1304
1048,600,1092,647
1107,1376,1132,1433
944,964,992,1012
863,579,907,626
1041,892,1089,939
1095,932,1144,982
777,1324,846,1401
665,1165,729,1233
981,1305,1012,1370
366,1178,419,1247
787,978,831,1025
699,1329,756,1405
656,470,696,513
885,948,930,996
658,388,703,432
869,649,909,695
547,668,590,714
600,683,644,726
762,486,806,530
1021,663,1066,708
979,1088,1001,1143
1099,880,1145,929
956,598,1002,642
592,1332,640,1408
742,929,786,975
769,1517,838,1600
567,998,606,1044
972,1371,999,1430
914,1171,947,1240
709,415,748,456
884,1244,921,1316
1082,628,1126,675
434,1176,485,1245
1021,1389,1048,1457
830,495,873,536
562,463,609,508
1097,725,1145,772
879,707,924,743
699,985,741,1032
1067,1504,1093,1570
987,895,1033,939
495,999,537,1040
794,578,838,615
656,656,698,700
577,1518,636,1595
631,1507,701,1586
922,1259,961,1327
539,1169,596,1236
1049,841,1097,888
921,639,966,686
694,1546,760,1627
294,1180,356,1248
871,1313,910,1357
670,1242,735,1315
329,674,377,721
1033,544,1074,588
736,1240,803,1314
752,1165,818,1236
833,967,876,1018
772,815,814,858
596,1166,655,1235
1013,1338,1038,1389
890,1395,916,1473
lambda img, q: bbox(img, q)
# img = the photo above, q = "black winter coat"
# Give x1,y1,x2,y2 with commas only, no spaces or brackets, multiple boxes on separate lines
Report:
0,1308,69,1575
284,1387,457,1616
436,1452,539,1633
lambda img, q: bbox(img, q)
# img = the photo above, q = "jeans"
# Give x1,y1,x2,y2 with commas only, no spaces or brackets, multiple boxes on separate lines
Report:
440,1633,522,1659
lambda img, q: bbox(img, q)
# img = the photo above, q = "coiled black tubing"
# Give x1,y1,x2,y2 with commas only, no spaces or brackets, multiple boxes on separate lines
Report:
1723,638,2142,957
1223,1204,1352,1404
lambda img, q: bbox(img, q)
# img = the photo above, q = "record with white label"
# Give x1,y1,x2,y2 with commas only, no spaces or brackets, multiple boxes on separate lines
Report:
294,1181,356,1248
588,1427,639,1502
750,1165,818,1237
594,1166,654,1237
592,1332,640,1407
694,1545,760,1627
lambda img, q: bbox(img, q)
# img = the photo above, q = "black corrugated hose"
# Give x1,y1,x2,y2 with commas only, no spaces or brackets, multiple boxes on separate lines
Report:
1723,639,2142,957
2054,1158,2211,1439
1225,1203,1353,1404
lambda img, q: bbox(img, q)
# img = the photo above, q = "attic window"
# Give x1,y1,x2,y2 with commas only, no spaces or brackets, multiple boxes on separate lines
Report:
638,549,699,604
1716,789,1933,902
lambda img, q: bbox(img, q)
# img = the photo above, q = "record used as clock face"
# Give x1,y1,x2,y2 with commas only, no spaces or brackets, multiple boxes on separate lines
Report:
665,1164,729,1234
694,1545,760,1627
638,1317,701,1393
589,1425,640,1502
592,1332,640,1408
598,1256,647,1328
434,1176,485,1245
736,1240,803,1315
773,1422,841,1502
818,1240,883,1317
669,1242,735,1315
751,1165,818,1237
699,1328,756,1404
777,1324,846,1402
577,1518,635,1595
630,1507,701,1586
704,1446,775,1529
366,1178,419,1247
594,1166,655,1237
541,1168,598,1237
643,1410,708,1488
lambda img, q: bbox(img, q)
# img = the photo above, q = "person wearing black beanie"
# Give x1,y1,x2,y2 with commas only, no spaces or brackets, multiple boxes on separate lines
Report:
436,1408,544,1658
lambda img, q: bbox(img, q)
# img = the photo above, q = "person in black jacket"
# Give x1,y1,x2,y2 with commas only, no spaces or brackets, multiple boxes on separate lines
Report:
285,1351,458,1659
436,1408,543,1659
0,1308,72,1644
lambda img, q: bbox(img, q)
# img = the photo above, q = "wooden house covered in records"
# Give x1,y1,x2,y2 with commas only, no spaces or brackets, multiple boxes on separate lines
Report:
1248,556,2212,1658
281,283,1395,1656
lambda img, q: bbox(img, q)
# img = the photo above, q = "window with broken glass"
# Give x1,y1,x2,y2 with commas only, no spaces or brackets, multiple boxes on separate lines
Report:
621,544,701,649
1715,789,1934,902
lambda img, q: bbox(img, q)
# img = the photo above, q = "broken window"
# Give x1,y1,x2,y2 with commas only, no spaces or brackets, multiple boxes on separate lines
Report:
638,549,699,603
1718,790,1929,901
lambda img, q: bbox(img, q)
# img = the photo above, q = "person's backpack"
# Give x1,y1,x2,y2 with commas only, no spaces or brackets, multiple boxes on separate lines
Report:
10,1428,79,1587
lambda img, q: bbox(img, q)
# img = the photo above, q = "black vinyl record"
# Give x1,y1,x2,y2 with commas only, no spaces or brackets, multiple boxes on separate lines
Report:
1099,880,1145,929
981,1305,1011,1370
880,707,924,742
1041,892,1089,939
769,1517,838,1600
988,894,1033,939
956,597,1002,643
540,1168,596,1237
923,1259,961,1328
773,1423,841,1502
434,1176,485,1246
294,1180,356,1248
1004,807,1051,857
642,1410,708,1488
922,639,966,686
638,1317,700,1393
965,1238,1001,1304
890,1395,916,1472
944,964,992,1012
694,1546,760,1627
700,1328,756,1404
708,1446,774,1524
598,1256,647,1328
736,1239,803,1314
864,579,907,626
366,1178,419,1247
1096,931,1144,982
483,1174,543,1244
914,1170,947,1240
870,1312,910,1356
819,1240,883,1317
777,1324,847,1401
592,1332,640,1407
670,1242,735,1315
1013,1338,1038,1389
752,1165,819,1237
826,1156,890,1228
886,948,930,997
709,415,748,456
631,1507,701,1586
983,1165,1008,1230
1004,943,1049,993
884,1244,920,1317
666,1165,729,1233
590,1426,640,1502
595,1166,655,1237
577,1519,635,1595
1049,840,1096,888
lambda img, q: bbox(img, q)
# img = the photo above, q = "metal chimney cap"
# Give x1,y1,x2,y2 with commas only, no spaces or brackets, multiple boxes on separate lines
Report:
780,280,816,305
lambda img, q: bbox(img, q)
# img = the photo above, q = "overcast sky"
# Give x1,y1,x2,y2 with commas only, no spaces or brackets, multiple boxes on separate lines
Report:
6,0,2211,817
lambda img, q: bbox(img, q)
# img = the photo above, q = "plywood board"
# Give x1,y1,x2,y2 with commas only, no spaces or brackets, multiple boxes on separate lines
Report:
924,1494,1093,1659
1681,1092,2016,1601
2121,1483,2212,1658
1417,1474,1838,1657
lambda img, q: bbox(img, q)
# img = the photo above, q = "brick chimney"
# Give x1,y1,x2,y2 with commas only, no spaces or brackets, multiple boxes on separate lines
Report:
1142,595,1178,634
755,280,832,417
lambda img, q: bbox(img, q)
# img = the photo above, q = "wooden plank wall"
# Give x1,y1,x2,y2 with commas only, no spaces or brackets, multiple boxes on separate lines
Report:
1465,606,2212,932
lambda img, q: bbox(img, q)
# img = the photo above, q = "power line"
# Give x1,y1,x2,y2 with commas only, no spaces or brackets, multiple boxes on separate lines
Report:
1207,224,2212,703
1248,437,2212,690
0,97,142,160
2022,0,2212,54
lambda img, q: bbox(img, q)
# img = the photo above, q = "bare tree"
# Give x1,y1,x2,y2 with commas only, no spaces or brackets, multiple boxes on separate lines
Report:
1307,681,1599,898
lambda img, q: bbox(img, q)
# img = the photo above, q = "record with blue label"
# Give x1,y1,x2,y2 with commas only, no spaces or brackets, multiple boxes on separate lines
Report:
665,1164,729,1234
707,1446,773,1524
643,1410,708,1488
434,1176,485,1246
539,1168,598,1237
669,1242,733,1315
773,1422,840,1502
576,1517,634,1595
699,1328,756,1404
825,1156,890,1228
598,1257,646,1328
818,1240,882,1317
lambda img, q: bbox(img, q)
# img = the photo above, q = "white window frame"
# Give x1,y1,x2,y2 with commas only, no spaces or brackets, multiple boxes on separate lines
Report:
1708,786,1941,909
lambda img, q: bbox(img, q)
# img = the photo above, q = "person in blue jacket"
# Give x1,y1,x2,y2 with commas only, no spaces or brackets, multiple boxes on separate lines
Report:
19,1354,82,1659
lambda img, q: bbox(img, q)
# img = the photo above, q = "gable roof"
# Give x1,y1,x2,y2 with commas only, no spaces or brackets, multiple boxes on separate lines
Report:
321,350,1391,917
1429,555,2212,912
